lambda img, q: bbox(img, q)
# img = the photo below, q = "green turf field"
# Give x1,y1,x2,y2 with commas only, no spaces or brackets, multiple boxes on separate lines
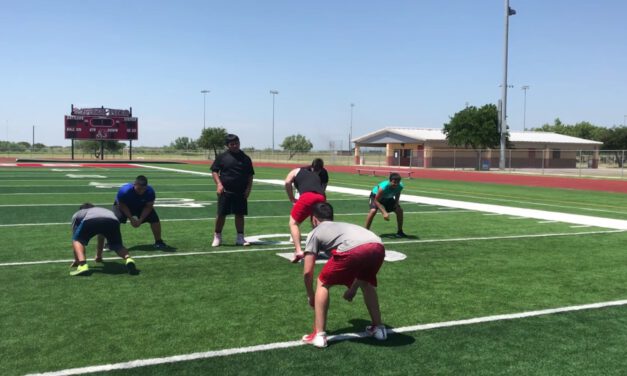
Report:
1,163,627,375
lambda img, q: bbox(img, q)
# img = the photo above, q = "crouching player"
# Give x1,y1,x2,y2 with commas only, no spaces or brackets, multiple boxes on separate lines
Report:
70,203,137,276
300,202,387,348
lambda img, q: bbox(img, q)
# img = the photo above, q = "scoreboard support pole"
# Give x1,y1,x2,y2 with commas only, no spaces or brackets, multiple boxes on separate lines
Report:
99,141,104,160
129,140,133,160
71,139,75,160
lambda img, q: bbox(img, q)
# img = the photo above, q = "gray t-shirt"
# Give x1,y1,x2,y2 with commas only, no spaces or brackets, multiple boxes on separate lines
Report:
304,221,382,256
71,207,119,231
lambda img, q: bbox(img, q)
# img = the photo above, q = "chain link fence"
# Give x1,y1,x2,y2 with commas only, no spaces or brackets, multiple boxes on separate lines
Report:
2,146,625,179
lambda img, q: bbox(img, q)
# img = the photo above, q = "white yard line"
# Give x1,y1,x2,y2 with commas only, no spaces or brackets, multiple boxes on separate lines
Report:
26,298,627,376
1,229,622,267
254,178,627,230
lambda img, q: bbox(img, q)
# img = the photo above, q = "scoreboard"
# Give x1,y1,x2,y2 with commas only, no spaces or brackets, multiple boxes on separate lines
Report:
64,105,138,140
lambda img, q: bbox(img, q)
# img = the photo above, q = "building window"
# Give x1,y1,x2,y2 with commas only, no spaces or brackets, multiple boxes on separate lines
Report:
552,149,561,159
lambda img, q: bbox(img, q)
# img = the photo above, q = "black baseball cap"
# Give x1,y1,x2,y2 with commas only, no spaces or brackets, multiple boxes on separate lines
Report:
225,134,240,145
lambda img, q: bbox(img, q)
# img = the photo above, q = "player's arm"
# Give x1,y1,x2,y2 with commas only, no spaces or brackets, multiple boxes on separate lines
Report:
302,252,316,308
244,175,253,199
374,188,389,219
117,202,133,220
139,201,154,223
284,169,298,203
212,172,224,194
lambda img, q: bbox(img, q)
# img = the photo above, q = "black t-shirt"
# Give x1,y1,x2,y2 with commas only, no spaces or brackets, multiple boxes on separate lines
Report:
294,168,324,195
211,150,254,193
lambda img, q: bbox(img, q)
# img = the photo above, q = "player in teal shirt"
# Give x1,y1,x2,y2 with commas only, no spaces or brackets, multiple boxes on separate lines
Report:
364,173,407,237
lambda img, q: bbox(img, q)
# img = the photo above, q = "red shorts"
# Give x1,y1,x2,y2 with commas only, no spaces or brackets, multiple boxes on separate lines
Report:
290,192,326,223
318,243,385,287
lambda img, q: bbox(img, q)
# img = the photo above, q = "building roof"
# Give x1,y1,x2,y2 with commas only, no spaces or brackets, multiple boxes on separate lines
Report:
353,127,602,145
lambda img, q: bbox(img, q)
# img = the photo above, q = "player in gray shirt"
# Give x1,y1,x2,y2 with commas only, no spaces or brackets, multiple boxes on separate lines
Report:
300,202,387,348
70,203,137,276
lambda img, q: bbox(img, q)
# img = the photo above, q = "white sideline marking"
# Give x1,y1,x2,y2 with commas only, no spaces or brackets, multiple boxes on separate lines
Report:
253,178,627,230
1,229,622,268
538,221,558,224
131,166,627,231
26,298,627,376
0,210,466,228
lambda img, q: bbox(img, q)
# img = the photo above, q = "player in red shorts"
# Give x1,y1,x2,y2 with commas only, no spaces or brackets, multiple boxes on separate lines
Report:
284,159,328,262
300,202,387,348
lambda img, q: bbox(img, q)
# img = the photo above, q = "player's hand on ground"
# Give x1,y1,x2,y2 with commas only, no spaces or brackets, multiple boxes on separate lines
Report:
130,218,141,228
343,288,356,302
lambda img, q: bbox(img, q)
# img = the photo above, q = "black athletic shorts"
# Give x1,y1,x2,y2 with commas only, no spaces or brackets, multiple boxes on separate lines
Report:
72,218,124,251
113,204,160,224
369,193,397,212
216,191,248,216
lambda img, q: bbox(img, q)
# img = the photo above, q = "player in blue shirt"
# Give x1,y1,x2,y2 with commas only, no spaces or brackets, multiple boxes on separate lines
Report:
364,172,407,237
113,175,167,248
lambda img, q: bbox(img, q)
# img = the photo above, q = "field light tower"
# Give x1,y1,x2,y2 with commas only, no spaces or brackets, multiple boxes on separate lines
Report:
349,103,355,152
270,90,279,152
521,85,530,131
499,0,516,169
201,90,210,131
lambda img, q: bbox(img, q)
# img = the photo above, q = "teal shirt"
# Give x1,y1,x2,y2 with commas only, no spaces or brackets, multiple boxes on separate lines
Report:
371,180,404,199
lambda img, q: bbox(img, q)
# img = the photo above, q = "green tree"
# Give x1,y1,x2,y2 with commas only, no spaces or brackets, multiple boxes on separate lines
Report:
534,119,605,141
443,104,501,168
600,126,627,167
170,137,197,150
197,127,227,158
280,134,313,159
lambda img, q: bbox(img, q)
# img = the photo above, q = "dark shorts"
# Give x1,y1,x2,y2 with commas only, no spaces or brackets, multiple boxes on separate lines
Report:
318,243,385,287
217,191,248,216
369,193,397,212
291,192,326,223
72,218,124,251
113,204,160,224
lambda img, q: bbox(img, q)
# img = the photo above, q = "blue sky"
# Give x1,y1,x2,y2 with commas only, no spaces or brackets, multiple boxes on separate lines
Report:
1,0,626,149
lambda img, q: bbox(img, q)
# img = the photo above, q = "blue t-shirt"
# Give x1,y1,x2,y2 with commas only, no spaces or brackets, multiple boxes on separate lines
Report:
115,183,156,213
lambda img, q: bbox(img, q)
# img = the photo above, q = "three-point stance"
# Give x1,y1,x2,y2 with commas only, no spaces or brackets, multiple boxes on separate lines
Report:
300,202,387,348
70,203,136,276
113,175,168,248
284,159,328,262
365,172,406,237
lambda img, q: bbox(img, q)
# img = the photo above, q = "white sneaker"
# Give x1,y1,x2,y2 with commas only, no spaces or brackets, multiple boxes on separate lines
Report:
366,325,387,341
236,234,250,246
212,234,222,247
302,331,327,348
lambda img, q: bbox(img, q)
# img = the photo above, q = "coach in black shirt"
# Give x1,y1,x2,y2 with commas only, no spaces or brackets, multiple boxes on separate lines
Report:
210,134,255,247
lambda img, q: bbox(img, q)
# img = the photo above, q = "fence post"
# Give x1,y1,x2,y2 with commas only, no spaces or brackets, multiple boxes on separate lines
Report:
578,150,582,177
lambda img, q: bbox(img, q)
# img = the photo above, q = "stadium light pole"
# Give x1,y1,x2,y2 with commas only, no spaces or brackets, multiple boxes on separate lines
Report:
270,90,279,152
349,103,355,153
499,0,516,170
201,90,210,131
521,85,529,131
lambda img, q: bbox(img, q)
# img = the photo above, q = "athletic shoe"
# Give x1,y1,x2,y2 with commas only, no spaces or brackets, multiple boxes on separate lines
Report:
236,234,250,246
366,325,387,341
103,243,110,251
94,257,103,263
212,234,222,247
125,257,137,274
302,330,327,348
69,264,90,276
395,231,408,238
154,240,167,249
